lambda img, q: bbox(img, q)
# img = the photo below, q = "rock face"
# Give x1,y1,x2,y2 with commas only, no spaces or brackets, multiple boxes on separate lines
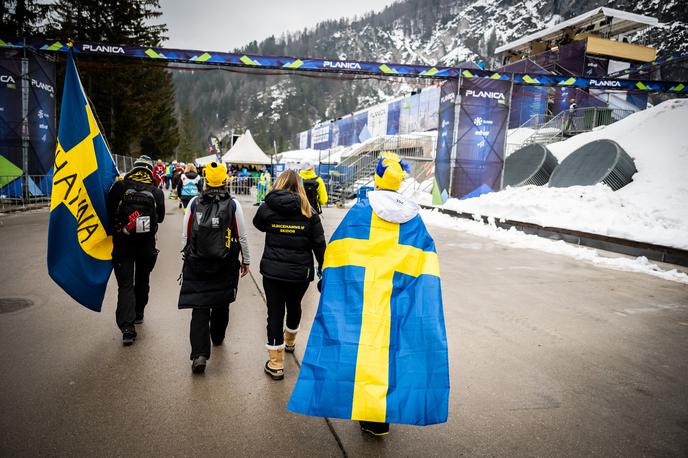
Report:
173,0,687,151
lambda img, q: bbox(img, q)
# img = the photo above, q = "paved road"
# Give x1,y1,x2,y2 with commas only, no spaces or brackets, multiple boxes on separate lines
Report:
1,196,687,457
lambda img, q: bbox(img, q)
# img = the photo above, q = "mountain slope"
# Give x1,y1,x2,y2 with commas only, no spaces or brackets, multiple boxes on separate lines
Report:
172,0,687,153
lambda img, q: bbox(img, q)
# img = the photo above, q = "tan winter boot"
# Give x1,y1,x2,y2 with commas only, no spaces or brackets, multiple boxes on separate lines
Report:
284,329,298,353
264,347,285,380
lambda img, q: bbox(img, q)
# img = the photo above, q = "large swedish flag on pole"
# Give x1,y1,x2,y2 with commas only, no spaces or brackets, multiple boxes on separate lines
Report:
288,199,450,425
47,49,118,312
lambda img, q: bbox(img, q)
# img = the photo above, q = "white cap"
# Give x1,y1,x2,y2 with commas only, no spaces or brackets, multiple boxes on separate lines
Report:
300,160,314,170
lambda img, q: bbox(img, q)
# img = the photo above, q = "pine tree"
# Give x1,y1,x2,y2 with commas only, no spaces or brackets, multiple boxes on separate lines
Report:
45,0,179,159
176,108,202,163
0,0,48,36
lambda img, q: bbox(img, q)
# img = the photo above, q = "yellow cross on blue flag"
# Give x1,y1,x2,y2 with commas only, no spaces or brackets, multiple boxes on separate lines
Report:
47,50,118,311
288,197,450,425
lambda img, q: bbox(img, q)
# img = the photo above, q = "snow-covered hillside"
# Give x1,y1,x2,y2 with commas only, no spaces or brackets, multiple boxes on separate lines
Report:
420,99,688,249
174,0,688,151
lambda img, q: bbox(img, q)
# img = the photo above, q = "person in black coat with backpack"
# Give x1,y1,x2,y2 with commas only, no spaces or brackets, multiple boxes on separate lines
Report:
106,155,165,346
253,169,326,381
178,162,251,374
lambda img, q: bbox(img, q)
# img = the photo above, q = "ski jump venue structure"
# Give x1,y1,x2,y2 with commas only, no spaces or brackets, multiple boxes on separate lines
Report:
1,7,687,204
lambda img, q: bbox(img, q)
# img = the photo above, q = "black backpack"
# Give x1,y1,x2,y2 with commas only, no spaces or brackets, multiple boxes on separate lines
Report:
186,190,239,266
302,178,321,214
116,185,157,236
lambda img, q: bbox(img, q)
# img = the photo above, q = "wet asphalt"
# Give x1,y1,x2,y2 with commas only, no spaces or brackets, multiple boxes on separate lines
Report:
0,195,687,457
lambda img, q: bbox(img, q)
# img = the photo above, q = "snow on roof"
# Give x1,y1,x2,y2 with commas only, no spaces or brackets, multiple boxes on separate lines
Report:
221,130,271,165
496,7,660,55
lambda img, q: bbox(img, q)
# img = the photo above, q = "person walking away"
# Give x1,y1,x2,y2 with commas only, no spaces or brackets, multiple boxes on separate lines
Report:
178,162,251,374
287,154,449,436
253,169,326,381
106,155,166,345
170,162,185,200
299,160,327,214
564,97,577,135
165,161,174,190
255,167,271,206
177,163,202,210
153,159,166,189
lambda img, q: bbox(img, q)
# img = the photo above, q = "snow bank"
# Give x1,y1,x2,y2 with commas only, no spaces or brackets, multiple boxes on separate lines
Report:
421,209,688,285
438,99,688,249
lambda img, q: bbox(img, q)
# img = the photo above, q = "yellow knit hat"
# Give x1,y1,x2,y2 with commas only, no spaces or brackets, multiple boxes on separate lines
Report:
204,162,228,187
374,152,409,191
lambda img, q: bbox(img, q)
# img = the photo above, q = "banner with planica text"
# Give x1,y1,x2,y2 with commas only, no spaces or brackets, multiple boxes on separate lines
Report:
451,78,512,199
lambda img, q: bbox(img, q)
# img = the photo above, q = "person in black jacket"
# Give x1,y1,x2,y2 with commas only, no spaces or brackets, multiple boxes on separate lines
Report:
106,155,165,346
178,162,251,374
253,169,326,381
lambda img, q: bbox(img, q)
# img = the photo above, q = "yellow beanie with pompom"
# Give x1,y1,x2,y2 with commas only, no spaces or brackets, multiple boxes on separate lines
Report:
373,152,409,191
204,162,228,187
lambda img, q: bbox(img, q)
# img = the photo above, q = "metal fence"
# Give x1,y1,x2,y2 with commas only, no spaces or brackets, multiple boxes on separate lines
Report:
0,154,134,213
0,175,52,212
112,154,135,174
508,106,636,153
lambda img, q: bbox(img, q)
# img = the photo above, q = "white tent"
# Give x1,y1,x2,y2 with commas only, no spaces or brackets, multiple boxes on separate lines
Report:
195,153,219,166
221,130,271,165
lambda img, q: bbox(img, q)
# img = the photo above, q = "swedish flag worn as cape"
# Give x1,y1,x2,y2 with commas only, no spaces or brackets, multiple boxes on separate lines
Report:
288,191,449,425
47,51,118,311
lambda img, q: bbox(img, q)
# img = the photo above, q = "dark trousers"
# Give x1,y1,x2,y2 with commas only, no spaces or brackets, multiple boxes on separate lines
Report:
190,306,229,359
113,237,158,331
263,277,309,347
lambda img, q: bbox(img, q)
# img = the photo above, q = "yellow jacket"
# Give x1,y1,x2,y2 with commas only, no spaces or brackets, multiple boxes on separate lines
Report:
299,169,328,205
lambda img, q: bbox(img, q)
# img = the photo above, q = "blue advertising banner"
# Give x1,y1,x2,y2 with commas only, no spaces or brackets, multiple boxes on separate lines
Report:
6,38,686,94
336,116,353,147
509,85,548,128
452,77,512,199
0,51,22,177
28,52,56,175
312,123,332,150
399,93,417,134
386,100,401,135
552,87,573,116
433,80,458,203
354,112,368,143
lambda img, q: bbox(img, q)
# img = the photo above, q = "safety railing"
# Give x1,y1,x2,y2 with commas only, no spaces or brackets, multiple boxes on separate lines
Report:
0,174,52,212
112,154,135,174
518,106,636,148
320,132,436,204
227,176,256,198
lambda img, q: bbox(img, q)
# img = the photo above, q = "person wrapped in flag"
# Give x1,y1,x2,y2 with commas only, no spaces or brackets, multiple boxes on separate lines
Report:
288,153,449,436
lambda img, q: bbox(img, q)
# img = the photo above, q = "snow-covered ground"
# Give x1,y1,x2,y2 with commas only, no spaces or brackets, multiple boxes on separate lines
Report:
420,209,688,285
421,99,688,250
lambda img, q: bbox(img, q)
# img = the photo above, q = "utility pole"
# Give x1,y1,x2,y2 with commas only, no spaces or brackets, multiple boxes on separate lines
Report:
21,52,30,202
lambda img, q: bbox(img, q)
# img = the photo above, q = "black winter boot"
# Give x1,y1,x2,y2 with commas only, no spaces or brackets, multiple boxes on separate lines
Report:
359,421,390,436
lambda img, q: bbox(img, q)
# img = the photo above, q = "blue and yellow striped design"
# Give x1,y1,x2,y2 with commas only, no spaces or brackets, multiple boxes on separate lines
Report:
47,51,118,311
288,201,449,425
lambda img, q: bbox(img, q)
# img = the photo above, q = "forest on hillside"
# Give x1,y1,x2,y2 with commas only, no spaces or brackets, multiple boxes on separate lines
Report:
173,0,687,153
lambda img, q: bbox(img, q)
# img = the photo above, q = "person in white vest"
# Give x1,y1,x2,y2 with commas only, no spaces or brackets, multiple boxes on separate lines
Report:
177,163,202,210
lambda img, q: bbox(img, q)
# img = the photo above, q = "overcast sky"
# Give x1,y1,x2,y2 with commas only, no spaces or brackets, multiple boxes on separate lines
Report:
158,0,399,51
